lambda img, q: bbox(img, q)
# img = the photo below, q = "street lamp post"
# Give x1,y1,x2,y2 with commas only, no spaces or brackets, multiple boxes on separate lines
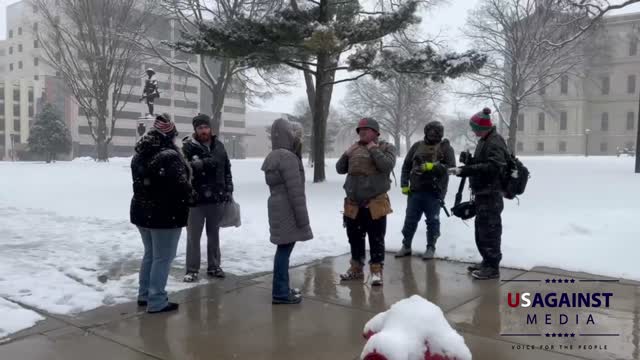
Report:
584,128,591,157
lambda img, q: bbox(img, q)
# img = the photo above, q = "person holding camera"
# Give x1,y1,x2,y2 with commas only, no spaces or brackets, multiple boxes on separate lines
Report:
448,108,509,280
395,121,456,260
336,118,396,286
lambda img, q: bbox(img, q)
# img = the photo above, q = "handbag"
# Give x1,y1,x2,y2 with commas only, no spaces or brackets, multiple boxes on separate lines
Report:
220,198,241,228
450,177,476,220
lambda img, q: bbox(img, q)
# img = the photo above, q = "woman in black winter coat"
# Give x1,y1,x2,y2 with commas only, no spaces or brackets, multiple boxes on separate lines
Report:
130,114,193,313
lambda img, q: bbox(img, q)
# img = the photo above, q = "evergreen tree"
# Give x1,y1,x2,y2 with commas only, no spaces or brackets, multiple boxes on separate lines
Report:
28,104,72,163
170,0,487,181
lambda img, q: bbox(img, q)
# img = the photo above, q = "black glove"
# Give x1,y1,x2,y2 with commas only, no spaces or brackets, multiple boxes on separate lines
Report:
221,192,233,203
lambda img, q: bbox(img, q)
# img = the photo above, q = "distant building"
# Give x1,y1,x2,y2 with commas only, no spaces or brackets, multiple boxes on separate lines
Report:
507,12,639,155
0,0,247,159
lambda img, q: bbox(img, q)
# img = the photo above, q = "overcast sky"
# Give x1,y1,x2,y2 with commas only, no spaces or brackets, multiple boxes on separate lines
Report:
3,0,640,117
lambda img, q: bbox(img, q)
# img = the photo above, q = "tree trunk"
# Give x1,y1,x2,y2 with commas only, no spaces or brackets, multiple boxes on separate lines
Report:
405,134,412,156
212,102,222,136
636,89,640,173
46,152,52,164
393,132,401,156
312,59,331,182
507,103,519,154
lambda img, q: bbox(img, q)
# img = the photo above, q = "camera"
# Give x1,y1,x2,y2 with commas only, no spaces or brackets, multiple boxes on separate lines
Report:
459,150,473,165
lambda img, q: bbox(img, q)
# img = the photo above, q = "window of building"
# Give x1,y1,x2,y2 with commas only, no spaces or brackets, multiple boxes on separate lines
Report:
9,30,13,38
537,142,544,152
517,142,524,152
13,104,20,116
33,23,38,32
538,112,545,131
538,80,546,95
14,119,20,131
560,111,568,130
559,141,567,153
28,104,34,117
18,44,22,52
34,39,39,48
600,142,608,153
9,46,13,55
13,89,20,102
561,75,569,95
34,75,39,81
28,88,33,102
0,87,4,99
0,118,4,131
628,112,636,130
601,112,609,131
18,61,22,69
631,37,638,56
628,75,636,94
517,113,524,131
18,27,22,36
602,76,610,95
34,57,39,66
9,63,13,71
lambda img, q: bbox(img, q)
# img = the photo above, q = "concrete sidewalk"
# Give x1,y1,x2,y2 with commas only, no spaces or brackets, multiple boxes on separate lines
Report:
1,254,638,360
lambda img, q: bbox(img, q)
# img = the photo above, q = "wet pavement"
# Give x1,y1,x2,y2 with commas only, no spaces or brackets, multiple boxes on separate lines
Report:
1,254,638,360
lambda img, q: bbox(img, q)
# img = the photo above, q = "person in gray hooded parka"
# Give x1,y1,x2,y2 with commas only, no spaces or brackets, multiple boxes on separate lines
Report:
262,118,313,304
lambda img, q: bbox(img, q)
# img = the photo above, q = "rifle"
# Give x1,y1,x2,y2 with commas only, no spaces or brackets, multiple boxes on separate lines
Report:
454,176,466,208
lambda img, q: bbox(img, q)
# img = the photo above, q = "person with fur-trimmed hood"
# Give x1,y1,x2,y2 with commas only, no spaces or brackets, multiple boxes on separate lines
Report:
182,114,234,282
396,121,456,260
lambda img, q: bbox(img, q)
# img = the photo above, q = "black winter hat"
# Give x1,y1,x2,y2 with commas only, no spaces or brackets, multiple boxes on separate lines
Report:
192,114,211,130
424,121,444,144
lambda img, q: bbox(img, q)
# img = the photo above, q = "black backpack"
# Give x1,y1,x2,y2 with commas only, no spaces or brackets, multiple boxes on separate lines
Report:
502,153,530,200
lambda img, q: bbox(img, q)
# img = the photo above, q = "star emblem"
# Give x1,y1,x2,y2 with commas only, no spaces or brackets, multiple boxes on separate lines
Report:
565,333,570,337
564,279,569,283
570,279,575,283
552,333,557,337
546,279,550,283
545,333,550,337
552,279,557,283
571,333,575,337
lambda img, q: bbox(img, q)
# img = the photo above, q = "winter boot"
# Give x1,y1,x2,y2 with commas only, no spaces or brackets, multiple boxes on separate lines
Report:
272,293,302,305
208,267,226,278
340,260,365,281
183,272,199,283
370,263,383,286
422,245,436,260
467,262,484,273
471,265,500,280
395,245,412,258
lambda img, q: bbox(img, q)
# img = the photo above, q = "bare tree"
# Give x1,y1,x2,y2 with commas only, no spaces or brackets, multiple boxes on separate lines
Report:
32,0,153,161
461,0,588,152
135,0,290,134
343,74,442,156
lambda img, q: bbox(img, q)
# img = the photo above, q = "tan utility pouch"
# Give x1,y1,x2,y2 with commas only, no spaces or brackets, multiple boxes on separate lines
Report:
343,198,360,220
368,193,392,220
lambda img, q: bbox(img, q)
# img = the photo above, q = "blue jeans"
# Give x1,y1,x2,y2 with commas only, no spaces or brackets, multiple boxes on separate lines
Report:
401,191,441,248
137,226,182,312
272,242,296,300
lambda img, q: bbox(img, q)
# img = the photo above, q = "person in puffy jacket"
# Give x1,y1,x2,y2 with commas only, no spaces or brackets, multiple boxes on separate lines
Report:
262,118,313,304
130,114,193,313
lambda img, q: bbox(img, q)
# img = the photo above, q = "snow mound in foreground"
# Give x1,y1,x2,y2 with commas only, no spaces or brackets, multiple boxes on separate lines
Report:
362,295,471,360
0,298,44,339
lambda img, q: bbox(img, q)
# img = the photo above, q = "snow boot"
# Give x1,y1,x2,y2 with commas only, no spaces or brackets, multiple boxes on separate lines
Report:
467,262,484,273
471,266,500,280
394,245,412,258
208,267,226,278
422,245,436,260
340,260,365,281
183,272,199,283
370,263,383,286
148,302,179,314
272,293,302,305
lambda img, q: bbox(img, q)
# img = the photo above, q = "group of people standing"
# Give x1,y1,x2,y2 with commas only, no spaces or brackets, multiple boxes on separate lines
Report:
128,106,510,312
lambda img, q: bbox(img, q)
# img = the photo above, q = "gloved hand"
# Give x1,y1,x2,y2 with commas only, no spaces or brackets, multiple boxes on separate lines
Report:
447,167,463,176
221,192,233,203
401,187,410,196
421,162,435,172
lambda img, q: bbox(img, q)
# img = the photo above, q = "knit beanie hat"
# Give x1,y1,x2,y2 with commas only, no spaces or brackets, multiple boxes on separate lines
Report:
470,108,493,132
192,113,211,130
154,113,176,136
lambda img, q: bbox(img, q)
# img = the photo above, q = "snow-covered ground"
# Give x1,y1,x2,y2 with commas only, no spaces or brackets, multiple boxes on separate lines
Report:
0,156,638,337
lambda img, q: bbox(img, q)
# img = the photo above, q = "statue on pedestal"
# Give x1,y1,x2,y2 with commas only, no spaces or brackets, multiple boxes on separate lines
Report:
140,68,160,116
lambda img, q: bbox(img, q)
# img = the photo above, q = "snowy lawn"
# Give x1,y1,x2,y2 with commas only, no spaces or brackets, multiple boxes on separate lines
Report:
0,156,638,336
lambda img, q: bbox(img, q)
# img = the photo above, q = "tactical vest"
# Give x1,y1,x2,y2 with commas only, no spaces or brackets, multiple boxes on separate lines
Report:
412,142,442,167
409,142,444,193
348,145,380,176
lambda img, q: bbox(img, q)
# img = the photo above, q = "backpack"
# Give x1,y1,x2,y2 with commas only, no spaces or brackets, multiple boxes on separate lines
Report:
502,153,530,200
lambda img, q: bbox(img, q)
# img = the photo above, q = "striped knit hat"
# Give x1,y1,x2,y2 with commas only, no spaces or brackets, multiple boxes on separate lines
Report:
470,108,493,132
154,113,176,136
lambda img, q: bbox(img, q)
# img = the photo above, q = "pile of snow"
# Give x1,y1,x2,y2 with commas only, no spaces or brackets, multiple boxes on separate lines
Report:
0,298,44,339
362,295,471,360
